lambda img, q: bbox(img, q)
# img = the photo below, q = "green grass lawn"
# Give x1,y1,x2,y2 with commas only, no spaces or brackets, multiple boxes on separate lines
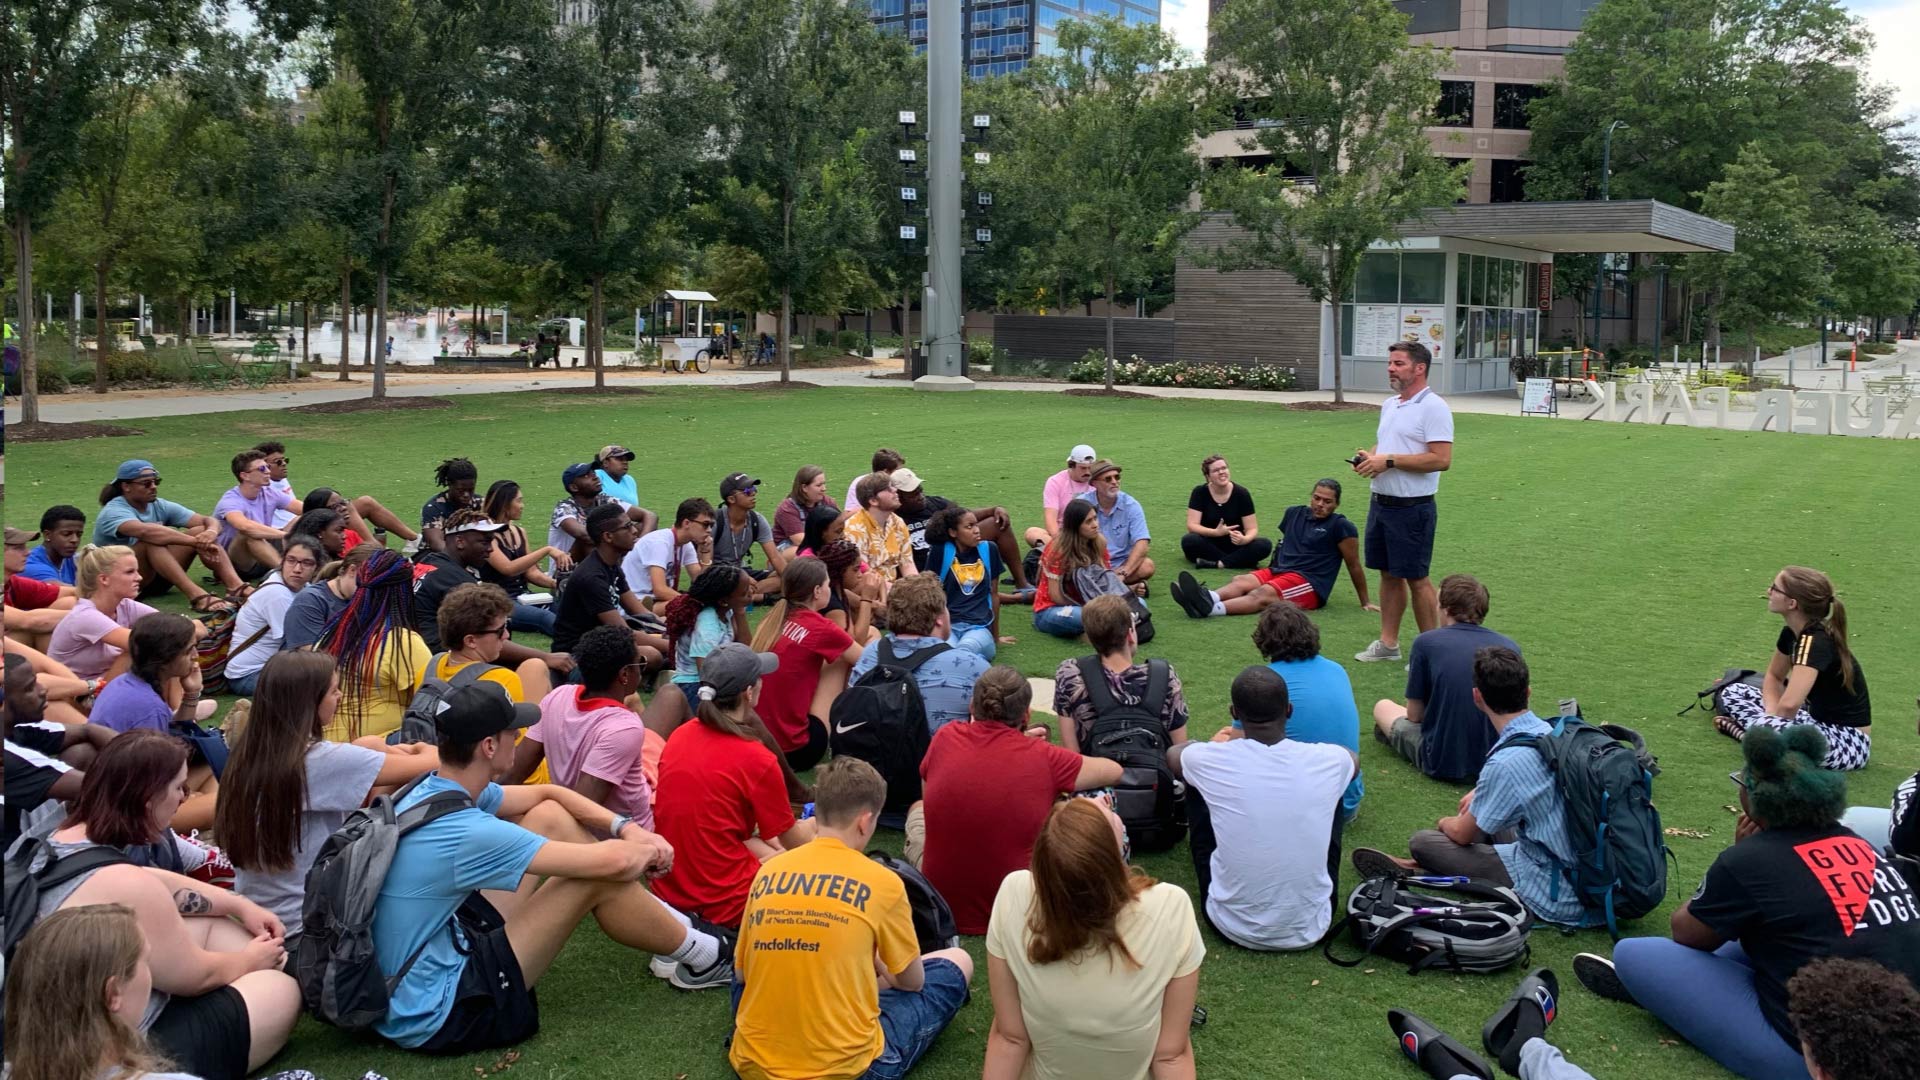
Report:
13,386,1919,1080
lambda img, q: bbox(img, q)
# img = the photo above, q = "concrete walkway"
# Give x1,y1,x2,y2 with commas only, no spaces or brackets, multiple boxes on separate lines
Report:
8,347,1915,427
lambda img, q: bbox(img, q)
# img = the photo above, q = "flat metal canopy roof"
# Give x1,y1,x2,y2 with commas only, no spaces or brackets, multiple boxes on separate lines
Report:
663,289,718,302
1403,199,1734,254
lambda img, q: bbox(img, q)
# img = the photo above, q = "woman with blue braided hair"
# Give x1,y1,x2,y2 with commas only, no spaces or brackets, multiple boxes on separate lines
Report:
1574,724,1920,1080
317,547,429,741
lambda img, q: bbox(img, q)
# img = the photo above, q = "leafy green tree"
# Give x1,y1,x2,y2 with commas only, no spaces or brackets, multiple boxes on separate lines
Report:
1,0,200,420
325,0,491,398
704,0,899,383
1205,0,1462,402
1016,17,1214,389
465,0,708,388
1682,146,1826,363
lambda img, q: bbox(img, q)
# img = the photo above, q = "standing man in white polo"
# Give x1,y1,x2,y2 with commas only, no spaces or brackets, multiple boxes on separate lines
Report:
1351,341,1453,663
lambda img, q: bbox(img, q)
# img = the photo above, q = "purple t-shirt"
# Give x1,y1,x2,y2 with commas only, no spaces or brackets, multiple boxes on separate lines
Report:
214,485,281,547
47,597,159,680
91,675,174,734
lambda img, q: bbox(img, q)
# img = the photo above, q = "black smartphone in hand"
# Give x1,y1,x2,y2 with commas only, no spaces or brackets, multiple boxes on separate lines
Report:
1346,453,1366,466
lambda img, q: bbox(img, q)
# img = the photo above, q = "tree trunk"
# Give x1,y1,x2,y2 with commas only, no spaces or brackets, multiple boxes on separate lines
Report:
591,276,606,390
12,214,39,423
94,263,114,393
779,197,793,384
302,302,311,366
1327,246,1346,405
362,304,373,370
374,268,388,399
338,261,352,379
1104,262,1116,391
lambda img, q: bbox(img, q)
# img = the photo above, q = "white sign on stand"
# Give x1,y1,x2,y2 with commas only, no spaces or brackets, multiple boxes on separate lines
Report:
1521,377,1557,416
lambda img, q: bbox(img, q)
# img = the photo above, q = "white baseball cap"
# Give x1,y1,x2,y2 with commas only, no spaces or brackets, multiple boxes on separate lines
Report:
1068,444,1096,464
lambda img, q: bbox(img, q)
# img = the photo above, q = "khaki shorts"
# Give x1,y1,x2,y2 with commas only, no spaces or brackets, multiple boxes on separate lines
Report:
904,802,926,868
1382,714,1424,766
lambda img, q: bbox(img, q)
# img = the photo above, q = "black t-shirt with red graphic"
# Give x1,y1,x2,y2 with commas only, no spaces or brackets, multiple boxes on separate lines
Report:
1689,825,1920,1041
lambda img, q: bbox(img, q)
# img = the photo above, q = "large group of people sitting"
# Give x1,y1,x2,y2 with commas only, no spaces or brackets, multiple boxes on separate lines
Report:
3,430,1915,1080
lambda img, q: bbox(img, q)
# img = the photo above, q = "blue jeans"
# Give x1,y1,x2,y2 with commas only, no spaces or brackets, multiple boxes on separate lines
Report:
1032,605,1083,638
508,598,556,637
730,957,969,1080
948,622,996,661
225,669,259,697
1613,938,1811,1080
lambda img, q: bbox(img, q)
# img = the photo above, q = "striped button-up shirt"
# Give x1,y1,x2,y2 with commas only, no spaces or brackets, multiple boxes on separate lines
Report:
1473,712,1602,927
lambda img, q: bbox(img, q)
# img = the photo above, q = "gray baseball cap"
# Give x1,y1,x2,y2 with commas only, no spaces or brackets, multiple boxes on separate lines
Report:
698,642,779,699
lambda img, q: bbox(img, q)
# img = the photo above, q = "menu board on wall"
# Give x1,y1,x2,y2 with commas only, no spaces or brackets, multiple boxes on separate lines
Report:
1401,306,1447,362
1352,304,1451,360
1351,305,1402,358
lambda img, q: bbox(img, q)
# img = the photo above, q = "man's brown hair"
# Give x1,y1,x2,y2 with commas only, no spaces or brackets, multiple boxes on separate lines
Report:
438,583,514,652
1083,594,1135,656
886,573,947,637
854,472,892,508
1438,573,1489,624
813,756,887,826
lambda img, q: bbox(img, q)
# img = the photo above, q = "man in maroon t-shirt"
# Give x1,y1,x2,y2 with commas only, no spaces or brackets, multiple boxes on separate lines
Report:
4,526,77,652
910,666,1121,934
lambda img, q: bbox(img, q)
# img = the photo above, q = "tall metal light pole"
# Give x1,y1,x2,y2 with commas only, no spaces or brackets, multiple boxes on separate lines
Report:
917,0,972,390
1591,120,1627,357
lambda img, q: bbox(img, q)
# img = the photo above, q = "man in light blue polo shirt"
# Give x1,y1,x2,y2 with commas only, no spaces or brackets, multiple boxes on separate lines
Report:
1352,646,1596,928
849,573,989,735
1076,458,1155,592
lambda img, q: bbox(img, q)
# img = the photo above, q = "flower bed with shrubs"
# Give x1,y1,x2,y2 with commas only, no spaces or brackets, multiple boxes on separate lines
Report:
1067,352,1299,391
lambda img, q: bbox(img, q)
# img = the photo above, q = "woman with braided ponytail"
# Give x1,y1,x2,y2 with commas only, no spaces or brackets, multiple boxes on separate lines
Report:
1712,565,1873,770
656,563,749,724
1576,724,1920,1080
317,547,429,741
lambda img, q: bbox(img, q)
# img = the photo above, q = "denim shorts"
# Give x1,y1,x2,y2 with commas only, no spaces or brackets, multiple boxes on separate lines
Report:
864,957,972,1080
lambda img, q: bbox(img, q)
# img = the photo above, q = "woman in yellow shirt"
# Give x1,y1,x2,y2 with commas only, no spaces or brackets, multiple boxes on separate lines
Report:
416,581,554,782
318,548,430,742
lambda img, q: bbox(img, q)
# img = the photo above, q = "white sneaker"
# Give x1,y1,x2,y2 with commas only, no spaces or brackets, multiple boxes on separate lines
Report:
1354,639,1403,663
649,955,676,980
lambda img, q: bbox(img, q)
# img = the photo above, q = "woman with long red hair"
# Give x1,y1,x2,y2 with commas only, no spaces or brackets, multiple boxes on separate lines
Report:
983,798,1203,1080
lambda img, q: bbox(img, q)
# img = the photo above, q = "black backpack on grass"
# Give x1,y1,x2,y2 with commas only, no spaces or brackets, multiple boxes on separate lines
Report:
870,852,959,952
1075,656,1185,853
1325,875,1533,975
1505,713,1670,937
828,641,950,815
296,776,473,1030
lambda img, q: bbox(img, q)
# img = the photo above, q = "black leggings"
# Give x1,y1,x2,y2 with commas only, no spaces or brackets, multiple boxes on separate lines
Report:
1181,532,1274,569
784,716,829,773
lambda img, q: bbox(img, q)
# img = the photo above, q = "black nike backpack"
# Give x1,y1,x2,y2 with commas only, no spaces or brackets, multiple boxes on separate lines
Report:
827,641,950,814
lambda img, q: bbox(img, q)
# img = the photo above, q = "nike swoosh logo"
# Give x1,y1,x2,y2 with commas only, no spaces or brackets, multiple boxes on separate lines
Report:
834,722,868,735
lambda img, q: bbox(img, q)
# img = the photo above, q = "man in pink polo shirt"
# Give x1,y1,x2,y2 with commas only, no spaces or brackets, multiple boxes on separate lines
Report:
1022,443,1098,549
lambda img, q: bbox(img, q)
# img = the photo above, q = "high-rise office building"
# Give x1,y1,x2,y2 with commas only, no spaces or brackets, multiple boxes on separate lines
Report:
869,0,1162,79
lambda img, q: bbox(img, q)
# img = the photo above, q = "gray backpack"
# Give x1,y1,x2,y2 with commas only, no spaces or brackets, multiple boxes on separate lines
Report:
294,776,472,1030
390,654,492,745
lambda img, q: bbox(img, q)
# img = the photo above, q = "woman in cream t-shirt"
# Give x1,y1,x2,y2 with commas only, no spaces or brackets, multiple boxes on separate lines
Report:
983,799,1205,1080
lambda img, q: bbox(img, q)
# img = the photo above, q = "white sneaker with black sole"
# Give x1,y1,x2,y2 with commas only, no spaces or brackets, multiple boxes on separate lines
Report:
1572,953,1633,1003
669,952,734,991
1354,639,1403,663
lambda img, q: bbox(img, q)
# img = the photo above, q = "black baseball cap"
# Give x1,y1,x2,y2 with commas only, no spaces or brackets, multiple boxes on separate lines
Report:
434,682,540,745
720,472,760,499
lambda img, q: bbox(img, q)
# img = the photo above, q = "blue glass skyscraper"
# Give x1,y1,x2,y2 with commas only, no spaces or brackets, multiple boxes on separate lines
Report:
868,0,1161,78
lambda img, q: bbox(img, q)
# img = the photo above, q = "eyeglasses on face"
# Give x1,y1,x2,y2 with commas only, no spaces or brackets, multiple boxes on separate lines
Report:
485,624,512,638
128,477,161,488
283,556,320,570
693,519,716,529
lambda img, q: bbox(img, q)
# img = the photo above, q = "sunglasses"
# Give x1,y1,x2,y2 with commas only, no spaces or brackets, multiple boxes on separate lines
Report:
1728,770,1750,791
484,624,512,639
126,477,161,488
693,519,716,528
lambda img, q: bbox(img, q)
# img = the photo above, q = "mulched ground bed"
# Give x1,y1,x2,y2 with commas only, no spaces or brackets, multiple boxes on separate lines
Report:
1287,400,1380,411
1062,387,1158,399
8,421,149,443
733,380,821,391
286,396,454,415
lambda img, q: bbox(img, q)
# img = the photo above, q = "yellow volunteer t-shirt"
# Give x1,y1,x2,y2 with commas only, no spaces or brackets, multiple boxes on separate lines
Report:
413,655,549,784
730,836,919,1080
325,628,432,743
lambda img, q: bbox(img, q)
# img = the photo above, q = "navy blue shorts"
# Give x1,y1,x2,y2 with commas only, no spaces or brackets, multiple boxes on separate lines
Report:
1363,497,1437,581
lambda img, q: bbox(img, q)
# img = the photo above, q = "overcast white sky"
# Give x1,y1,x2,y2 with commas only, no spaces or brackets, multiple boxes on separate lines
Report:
1159,0,1918,126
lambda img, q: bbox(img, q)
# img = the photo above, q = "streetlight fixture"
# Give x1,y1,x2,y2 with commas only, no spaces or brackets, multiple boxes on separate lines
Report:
1593,120,1628,357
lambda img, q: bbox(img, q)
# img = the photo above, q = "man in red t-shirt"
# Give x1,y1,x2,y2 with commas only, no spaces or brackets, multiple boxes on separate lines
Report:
5,526,77,652
756,559,861,772
911,666,1122,934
